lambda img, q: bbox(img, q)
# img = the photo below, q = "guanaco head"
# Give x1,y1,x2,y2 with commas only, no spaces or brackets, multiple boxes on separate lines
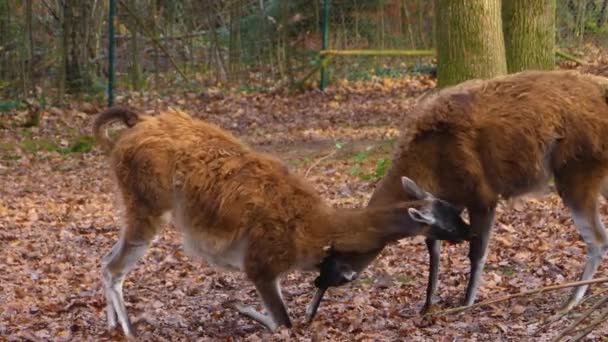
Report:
401,176,469,241
338,176,468,275
323,177,468,280
305,177,470,323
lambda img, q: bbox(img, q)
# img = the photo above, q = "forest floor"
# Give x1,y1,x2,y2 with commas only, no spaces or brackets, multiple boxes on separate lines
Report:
3,67,608,341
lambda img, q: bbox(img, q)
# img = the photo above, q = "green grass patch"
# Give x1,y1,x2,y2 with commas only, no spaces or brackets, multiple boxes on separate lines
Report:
0,141,20,160
20,135,95,155
394,274,414,285
21,138,59,153
0,100,26,113
486,265,518,277
355,275,374,286
348,146,391,181
360,157,390,181
66,135,95,153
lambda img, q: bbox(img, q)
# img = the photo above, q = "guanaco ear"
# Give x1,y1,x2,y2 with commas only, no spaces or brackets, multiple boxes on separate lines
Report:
401,176,433,200
408,208,436,225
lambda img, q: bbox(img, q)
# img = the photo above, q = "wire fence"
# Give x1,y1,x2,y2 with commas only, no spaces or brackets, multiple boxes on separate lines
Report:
0,0,606,103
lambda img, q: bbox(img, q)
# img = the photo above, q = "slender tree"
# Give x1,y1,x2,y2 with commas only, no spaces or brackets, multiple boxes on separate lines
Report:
127,0,142,90
62,0,93,93
24,0,33,95
502,0,556,73
434,0,507,87
598,0,608,28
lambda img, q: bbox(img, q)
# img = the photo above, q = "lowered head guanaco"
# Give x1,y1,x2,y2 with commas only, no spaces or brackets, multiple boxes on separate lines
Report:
311,70,608,315
93,106,470,336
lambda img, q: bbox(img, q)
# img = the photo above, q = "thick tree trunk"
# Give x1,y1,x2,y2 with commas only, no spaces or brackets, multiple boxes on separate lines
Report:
435,0,507,87
502,0,556,73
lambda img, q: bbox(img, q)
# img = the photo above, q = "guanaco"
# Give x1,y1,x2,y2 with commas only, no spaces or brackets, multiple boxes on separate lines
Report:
311,70,608,314
93,106,470,336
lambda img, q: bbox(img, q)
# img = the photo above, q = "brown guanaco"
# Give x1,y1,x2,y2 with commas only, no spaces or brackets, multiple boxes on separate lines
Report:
93,106,470,336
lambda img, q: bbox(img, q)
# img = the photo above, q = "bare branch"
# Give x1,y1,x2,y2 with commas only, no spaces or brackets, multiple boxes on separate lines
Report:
117,0,189,82
432,277,608,317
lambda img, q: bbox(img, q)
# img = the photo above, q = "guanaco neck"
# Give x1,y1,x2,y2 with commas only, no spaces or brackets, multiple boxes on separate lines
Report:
312,203,426,254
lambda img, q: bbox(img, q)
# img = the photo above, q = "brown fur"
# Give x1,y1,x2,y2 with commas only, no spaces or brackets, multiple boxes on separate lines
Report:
363,70,608,311
94,107,469,335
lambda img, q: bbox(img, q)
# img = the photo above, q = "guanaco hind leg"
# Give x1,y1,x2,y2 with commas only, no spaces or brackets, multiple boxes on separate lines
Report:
102,211,164,336
235,279,291,331
556,167,608,311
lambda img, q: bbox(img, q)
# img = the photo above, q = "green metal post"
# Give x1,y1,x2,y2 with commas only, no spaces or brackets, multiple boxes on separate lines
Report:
107,0,116,107
319,0,329,90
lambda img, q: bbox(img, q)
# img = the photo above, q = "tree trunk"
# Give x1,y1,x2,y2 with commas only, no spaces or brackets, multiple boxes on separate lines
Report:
598,0,608,28
62,0,92,93
58,0,67,102
0,0,11,83
435,0,507,87
24,0,34,95
280,0,294,87
575,0,588,44
402,0,417,48
418,0,428,47
128,0,141,90
228,1,242,82
502,0,555,73
152,1,160,90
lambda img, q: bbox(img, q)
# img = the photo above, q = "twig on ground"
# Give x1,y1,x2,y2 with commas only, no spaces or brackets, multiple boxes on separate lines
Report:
551,294,608,341
534,287,608,336
432,277,608,317
570,305,608,342
576,286,608,308
555,50,587,65
304,150,338,178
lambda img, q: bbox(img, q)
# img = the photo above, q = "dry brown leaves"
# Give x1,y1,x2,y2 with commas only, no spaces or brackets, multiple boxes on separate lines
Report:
2,73,608,341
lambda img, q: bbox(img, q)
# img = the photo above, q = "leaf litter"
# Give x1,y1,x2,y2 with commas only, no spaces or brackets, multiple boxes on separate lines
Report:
1,73,608,341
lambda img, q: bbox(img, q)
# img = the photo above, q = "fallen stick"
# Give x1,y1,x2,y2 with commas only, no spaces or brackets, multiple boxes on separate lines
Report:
570,305,608,342
555,50,587,65
534,287,608,336
432,277,608,317
304,149,338,178
552,294,608,341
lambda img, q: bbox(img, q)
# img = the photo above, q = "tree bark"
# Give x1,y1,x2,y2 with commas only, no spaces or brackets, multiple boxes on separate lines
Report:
0,0,11,83
575,0,588,44
435,0,507,87
24,0,34,95
402,0,417,48
128,0,141,90
62,0,93,93
502,0,556,73
598,0,608,28
228,0,242,82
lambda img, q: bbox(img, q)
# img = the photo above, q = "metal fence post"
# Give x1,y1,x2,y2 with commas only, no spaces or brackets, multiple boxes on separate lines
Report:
319,0,329,90
107,0,116,107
